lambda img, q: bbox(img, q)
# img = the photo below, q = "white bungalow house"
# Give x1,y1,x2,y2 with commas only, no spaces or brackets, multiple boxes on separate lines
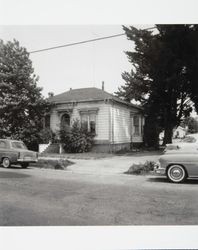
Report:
45,87,144,153
173,126,187,139
159,126,187,142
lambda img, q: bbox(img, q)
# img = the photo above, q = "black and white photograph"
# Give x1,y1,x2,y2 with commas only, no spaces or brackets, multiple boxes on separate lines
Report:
1,23,198,225
1,0,198,249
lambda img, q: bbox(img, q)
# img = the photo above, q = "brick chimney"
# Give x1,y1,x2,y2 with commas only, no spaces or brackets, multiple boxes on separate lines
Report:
48,92,54,98
102,81,104,91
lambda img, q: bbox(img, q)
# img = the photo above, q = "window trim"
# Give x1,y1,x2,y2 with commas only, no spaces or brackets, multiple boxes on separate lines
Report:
132,115,143,137
79,108,98,135
60,113,71,127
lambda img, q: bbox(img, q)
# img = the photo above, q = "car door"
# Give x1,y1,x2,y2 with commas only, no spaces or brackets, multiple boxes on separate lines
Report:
0,140,9,162
180,153,198,177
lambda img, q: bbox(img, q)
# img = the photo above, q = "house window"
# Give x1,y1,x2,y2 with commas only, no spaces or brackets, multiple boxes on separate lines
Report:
80,112,97,134
81,113,88,131
133,115,140,136
89,113,96,134
61,113,70,128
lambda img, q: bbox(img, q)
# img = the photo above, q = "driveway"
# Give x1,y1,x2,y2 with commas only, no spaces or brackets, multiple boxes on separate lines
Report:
43,153,160,175
1,153,198,226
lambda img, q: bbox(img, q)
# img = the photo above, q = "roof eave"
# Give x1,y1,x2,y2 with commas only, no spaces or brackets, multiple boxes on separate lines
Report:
50,97,143,111
51,98,106,105
110,98,143,110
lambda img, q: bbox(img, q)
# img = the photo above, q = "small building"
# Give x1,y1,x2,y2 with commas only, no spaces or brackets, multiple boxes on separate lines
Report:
173,126,187,139
47,87,144,152
159,126,187,142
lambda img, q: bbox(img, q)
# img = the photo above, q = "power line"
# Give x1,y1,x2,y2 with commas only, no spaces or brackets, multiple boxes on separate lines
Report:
29,26,156,54
29,33,125,54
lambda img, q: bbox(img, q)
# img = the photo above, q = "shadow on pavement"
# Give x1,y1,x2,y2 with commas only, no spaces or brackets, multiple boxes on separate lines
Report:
0,164,31,170
148,177,169,183
148,177,198,185
0,171,30,178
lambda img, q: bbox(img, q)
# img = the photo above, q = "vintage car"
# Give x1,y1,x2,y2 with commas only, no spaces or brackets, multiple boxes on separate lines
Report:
0,139,38,168
155,152,198,183
164,133,198,154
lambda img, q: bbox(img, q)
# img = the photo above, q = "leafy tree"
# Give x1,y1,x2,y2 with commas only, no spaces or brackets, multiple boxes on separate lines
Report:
0,39,50,150
116,25,195,147
38,128,57,144
181,117,198,134
181,25,198,113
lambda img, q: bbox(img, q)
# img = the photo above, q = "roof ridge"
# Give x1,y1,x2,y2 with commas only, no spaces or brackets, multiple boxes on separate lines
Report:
52,87,102,96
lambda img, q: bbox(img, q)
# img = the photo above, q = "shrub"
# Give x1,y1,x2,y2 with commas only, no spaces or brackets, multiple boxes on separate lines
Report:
32,158,73,170
59,120,95,153
125,160,156,175
38,128,58,144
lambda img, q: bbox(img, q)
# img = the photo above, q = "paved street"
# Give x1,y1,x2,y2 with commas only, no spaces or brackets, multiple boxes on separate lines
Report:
1,157,198,226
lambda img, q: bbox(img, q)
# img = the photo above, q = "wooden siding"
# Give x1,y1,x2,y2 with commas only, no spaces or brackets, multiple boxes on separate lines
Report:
131,115,144,143
50,101,110,141
50,100,144,145
50,110,60,132
111,104,131,143
110,103,143,144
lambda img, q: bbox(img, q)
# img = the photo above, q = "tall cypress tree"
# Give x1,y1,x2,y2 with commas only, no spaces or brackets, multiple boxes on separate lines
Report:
116,25,195,147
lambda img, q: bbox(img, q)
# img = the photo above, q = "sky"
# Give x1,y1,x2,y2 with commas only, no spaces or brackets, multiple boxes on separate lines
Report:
1,24,197,117
0,25,151,97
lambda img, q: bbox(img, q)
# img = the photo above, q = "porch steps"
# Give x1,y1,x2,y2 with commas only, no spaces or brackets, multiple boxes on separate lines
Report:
41,143,60,154
39,143,50,153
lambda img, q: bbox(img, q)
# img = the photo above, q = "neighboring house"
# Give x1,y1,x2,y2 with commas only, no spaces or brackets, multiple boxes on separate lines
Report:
173,126,187,139
46,87,144,152
159,126,187,141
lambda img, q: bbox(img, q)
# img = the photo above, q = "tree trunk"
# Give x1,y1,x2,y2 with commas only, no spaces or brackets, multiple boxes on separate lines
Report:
162,105,173,145
163,124,173,145
143,117,159,149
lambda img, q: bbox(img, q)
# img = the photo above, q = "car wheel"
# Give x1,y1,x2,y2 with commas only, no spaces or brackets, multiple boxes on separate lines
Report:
2,157,11,168
167,165,187,183
21,163,29,168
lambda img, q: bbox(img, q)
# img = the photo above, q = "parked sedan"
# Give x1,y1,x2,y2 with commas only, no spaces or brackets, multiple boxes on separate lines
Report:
0,139,38,168
164,133,198,154
155,152,198,183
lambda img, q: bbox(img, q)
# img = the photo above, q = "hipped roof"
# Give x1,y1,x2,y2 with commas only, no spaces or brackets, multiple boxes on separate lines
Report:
48,87,142,110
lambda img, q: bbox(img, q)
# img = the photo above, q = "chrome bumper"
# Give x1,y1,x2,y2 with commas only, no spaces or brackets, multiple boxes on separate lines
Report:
154,163,166,175
155,167,166,175
17,158,38,162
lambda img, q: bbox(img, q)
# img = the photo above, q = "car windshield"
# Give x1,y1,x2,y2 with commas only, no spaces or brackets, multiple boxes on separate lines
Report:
182,136,196,143
11,141,27,149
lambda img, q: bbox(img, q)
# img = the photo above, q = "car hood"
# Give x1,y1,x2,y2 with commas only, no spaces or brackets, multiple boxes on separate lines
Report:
165,142,197,150
164,149,198,154
159,152,198,166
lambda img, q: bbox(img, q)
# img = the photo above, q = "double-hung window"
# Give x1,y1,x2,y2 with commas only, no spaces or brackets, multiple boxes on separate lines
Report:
81,113,89,131
89,113,97,134
133,115,140,136
80,110,98,134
